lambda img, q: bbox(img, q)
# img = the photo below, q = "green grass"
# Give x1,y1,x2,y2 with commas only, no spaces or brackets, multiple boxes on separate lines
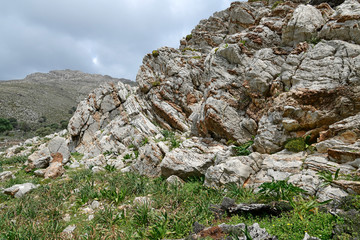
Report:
0,165,352,239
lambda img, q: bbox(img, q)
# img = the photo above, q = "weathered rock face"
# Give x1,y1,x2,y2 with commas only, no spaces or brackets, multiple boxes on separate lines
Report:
282,5,325,46
25,136,70,179
66,0,360,198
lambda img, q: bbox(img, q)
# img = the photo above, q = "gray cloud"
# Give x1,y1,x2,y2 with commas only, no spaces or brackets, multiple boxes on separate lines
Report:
0,0,233,80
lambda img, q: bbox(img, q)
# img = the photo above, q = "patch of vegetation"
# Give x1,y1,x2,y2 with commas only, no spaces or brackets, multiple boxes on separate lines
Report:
103,150,113,156
152,50,159,57
239,40,247,46
233,140,254,156
317,169,340,187
258,178,306,202
70,152,84,161
307,36,321,45
151,81,161,87
0,118,13,133
192,56,201,59
104,164,116,172
35,127,53,137
14,146,25,154
271,0,283,9
162,130,181,150
0,155,28,167
186,34,192,41
0,170,348,239
284,138,306,152
141,137,149,146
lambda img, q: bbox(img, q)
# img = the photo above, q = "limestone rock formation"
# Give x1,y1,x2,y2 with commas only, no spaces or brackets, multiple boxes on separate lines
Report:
64,0,360,201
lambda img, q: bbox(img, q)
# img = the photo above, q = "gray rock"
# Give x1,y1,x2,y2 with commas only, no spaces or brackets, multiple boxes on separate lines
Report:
91,166,105,173
27,147,51,170
62,225,76,234
3,183,38,198
34,169,46,177
204,156,258,189
303,232,320,240
131,142,163,177
219,222,276,239
282,5,325,46
166,175,184,186
91,200,100,209
319,0,360,44
48,136,70,164
69,160,81,169
0,171,15,181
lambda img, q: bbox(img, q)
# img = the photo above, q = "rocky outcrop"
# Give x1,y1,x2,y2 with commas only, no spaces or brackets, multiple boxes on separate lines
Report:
66,0,360,200
26,136,70,179
3,183,38,198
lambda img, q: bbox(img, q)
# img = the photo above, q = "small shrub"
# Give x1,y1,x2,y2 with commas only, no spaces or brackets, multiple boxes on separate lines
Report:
14,146,25,154
142,137,149,146
284,138,306,152
133,203,152,226
170,138,180,150
258,179,306,201
35,127,53,137
271,0,283,9
103,150,113,156
186,34,192,41
151,81,161,86
147,212,169,239
123,153,132,160
104,164,116,172
233,141,253,156
308,36,321,45
317,169,340,187
152,50,159,57
0,118,13,132
100,187,127,204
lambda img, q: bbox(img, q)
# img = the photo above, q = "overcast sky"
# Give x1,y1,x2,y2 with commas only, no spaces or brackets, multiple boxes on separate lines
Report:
0,0,233,81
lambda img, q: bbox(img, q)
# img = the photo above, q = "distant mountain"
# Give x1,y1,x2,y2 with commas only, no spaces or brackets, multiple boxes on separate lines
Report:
0,70,135,126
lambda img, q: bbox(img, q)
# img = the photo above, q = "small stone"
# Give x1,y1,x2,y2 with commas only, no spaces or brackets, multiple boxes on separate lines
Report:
62,225,76,234
63,214,71,222
88,214,94,221
91,166,105,173
133,196,152,206
0,171,15,181
34,169,46,177
166,175,184,186
69,161,80,169
91,200,100,209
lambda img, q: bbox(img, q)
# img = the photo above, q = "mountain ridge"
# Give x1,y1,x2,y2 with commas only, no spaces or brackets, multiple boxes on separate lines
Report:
0,69,135,126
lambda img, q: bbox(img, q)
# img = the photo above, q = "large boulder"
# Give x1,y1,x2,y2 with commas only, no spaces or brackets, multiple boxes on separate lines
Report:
282,5,325,46
27,147,51,170
48,136,70,164
319,0,360,44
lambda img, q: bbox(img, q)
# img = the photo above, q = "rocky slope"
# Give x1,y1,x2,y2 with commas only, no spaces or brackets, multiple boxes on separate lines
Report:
51,0,360,201
0,69,134,125
4,0,360,204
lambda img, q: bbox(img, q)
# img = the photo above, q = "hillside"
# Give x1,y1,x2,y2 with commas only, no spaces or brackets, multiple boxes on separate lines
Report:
0,69,134,126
